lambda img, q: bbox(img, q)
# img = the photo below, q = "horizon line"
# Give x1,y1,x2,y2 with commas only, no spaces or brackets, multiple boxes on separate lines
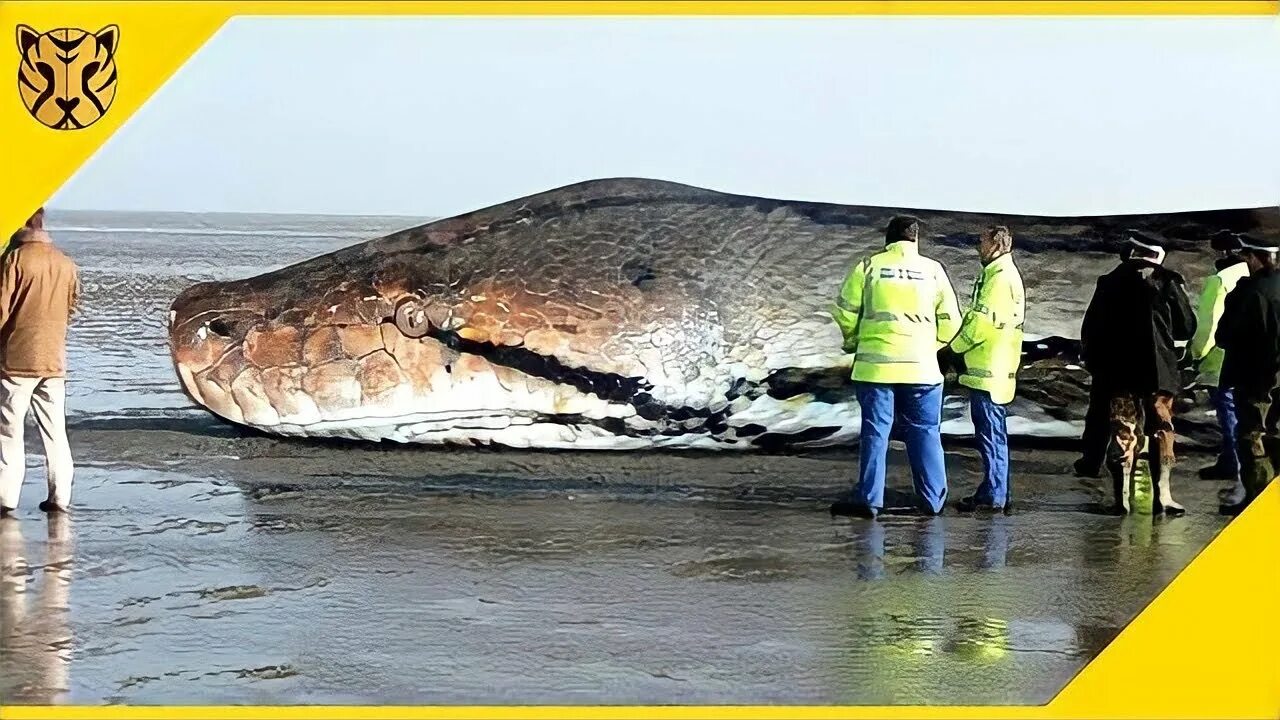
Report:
43,206,437,219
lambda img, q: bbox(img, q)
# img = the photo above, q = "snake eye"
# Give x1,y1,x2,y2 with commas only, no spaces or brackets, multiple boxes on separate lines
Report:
393,296,431,339
207,319,233,338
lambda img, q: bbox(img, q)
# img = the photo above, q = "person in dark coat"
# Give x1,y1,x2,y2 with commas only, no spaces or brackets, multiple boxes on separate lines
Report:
1080,231,1197,515
1214,235,1280,516
1073,374,1111,479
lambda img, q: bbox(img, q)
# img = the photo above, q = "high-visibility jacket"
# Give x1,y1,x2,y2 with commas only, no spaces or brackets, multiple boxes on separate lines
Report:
832,241,961,385
1189,259,1250,387
949,252,1026,405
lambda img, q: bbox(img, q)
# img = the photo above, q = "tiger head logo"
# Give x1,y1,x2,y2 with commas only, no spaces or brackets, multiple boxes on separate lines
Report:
16,24,119,130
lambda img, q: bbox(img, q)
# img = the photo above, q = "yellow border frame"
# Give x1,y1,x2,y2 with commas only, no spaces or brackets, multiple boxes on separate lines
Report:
1,2,1278,718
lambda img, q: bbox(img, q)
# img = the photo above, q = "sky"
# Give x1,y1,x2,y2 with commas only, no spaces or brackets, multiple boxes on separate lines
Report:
50,15,1280,218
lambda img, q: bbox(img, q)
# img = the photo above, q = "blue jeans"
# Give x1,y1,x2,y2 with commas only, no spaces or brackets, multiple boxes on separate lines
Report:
969,389,1010,507
855,382,948,513
1211,387,1241,476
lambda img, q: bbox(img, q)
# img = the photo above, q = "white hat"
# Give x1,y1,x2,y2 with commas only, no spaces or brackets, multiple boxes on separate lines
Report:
1238,235,1280,254
1124,231,1167,265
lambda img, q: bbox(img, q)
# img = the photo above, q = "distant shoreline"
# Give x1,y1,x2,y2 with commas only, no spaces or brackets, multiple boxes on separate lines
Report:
44,207,436,222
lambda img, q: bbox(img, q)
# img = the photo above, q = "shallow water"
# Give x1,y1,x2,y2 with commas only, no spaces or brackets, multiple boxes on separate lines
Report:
1,429,1231,705
54,209,426,420
0,210,1234,705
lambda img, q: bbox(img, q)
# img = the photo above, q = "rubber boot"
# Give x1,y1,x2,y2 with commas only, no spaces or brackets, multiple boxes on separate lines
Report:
1107,459,1131,515
1146,419,1185,517
1151,461,1186,517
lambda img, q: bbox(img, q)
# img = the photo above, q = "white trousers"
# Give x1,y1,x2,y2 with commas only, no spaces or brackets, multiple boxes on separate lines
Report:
0,375,74,510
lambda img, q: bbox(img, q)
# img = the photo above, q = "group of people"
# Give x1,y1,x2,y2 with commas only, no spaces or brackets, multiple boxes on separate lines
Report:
0,207,80,519
1075,227,1280,518
829,214,1280,520
1,205,1276,522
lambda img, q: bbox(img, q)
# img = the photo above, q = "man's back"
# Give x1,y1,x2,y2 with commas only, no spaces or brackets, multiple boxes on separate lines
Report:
0,232,80,378
1218,268,1280,394
1083,266,1133,380
1081,260,1195,395
829,215,958,519
834,240,960,386
1190,259,1251,386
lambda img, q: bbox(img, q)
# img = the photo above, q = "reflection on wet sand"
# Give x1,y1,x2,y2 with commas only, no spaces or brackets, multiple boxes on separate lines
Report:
979,518,1011,572
851,516,1006,581
834,515,1093,705
0,432,1232,705
1,515,74,704
913,518,946,576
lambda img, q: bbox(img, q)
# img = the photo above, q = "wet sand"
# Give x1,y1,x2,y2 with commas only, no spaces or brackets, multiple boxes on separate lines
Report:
1,424,1231,705
0,209,1235,705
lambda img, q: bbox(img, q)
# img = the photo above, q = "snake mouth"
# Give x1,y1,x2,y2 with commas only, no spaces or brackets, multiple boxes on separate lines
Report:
165,273,657,446
168,281,273,425
167,279,617,440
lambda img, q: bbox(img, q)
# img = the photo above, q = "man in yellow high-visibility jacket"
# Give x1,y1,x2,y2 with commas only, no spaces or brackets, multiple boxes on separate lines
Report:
948,226,1025,514
1189,231,1250,505
830,215,961,519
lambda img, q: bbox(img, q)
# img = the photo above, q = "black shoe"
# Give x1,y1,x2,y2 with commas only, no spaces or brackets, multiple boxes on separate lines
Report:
1107,502,1131,516
1074,458,1103,479
0,506,13,518
1198,463,1237,481
37,500,66,514
1219,500,1250,517
830,499,878,519
956,495,1003,513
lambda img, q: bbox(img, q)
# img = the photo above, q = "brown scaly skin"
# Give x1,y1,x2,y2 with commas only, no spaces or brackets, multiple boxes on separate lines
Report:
167,177,1280,450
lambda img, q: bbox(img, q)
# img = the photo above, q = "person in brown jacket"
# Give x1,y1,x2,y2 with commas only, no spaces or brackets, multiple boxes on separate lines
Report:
0,208,79,516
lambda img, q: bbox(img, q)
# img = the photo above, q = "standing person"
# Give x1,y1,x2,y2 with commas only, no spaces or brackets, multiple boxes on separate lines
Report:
1072,380,1110,479
0,210,80,517
4,206,44,257
1188,231,1251,504
1080,231,1197,516
950,226,1026,514
1215,236,1280,517
830,215,961,519
1072,238,1115,482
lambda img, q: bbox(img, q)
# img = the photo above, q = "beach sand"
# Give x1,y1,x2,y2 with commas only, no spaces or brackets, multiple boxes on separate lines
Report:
0,209,1235,705
1,423,1232,705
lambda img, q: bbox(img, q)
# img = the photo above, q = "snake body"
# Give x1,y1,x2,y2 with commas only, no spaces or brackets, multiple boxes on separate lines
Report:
167,178,1279,449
